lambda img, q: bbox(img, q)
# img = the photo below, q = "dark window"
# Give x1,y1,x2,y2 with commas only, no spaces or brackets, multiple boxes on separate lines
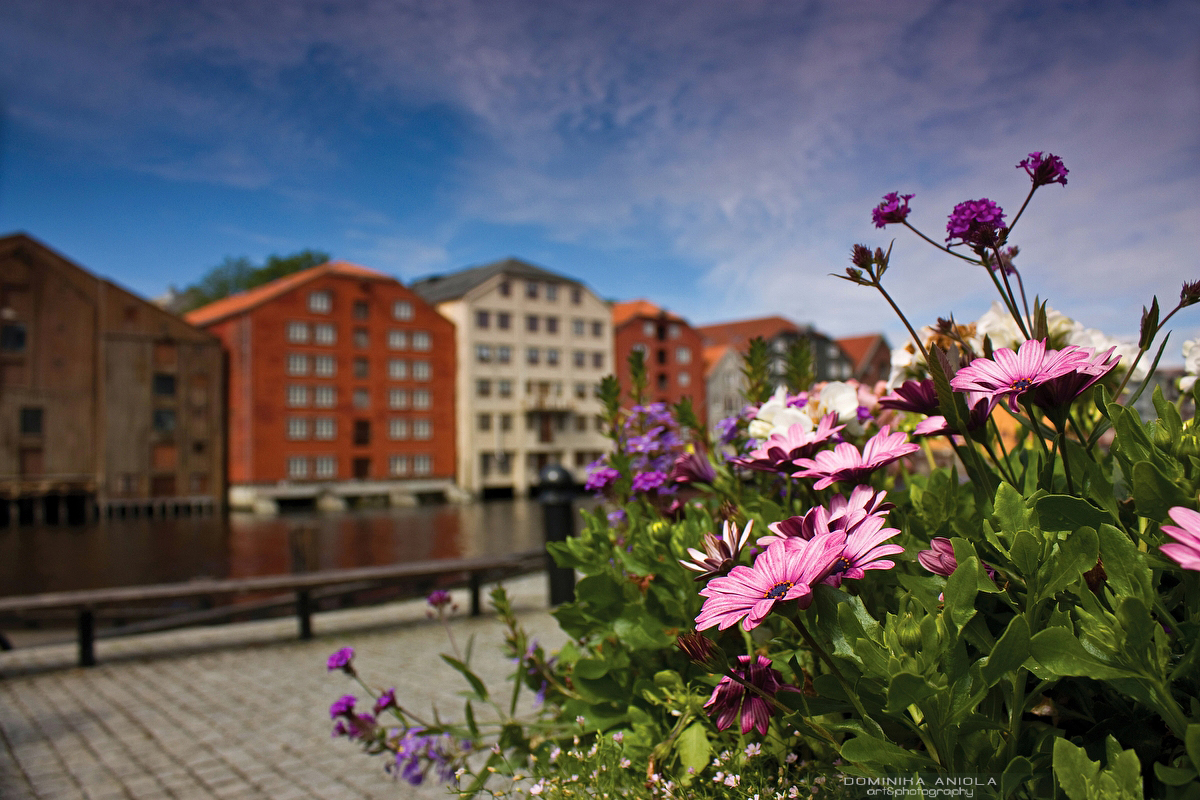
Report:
354,419,371,445
499,281,511,297
591,321,603,337
153,409,177,433
526,281,539,299
497,312,511,330
657,372,669,390
476,310,490,328
1,323,26,352
546,316,559,334
353,300,369,320
153,373,177,396
526,315,539,332
353,328,369,348
354,357,369,379
353,458,370,479
571,288,582,304
657,348,667,364
19,407,42,435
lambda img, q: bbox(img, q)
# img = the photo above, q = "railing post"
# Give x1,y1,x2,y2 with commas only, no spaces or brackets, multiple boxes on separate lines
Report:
538,465,576,606
296,590,313,640
469,571,482,616
78,608,96,667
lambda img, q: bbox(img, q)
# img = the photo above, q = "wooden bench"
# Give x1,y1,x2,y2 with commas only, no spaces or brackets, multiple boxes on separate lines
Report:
0,549,547,667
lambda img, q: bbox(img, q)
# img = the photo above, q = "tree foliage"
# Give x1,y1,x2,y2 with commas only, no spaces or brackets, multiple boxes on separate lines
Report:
172,249,330,312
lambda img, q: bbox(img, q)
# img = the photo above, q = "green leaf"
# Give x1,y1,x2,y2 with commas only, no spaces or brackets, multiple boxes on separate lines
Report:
675,722,711,773
840,733,940,770
1035,495,1113,532
1053,739,1103,800
1131,460,1191,521
980,616,1031,689
464,700,480,739
1186,724,1200,773
574,658,610,680
1098,524,1153,605
1036,527,1099,602
1001,755,1036,798
1010,529,1042,578
1030,627,1136,680
994,482,1033,533
441,655,490,701
885,671,937,714
1153,762,1198,786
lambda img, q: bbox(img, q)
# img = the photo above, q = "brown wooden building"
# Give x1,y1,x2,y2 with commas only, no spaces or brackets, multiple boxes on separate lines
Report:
612,300,707,424
0,233,227,523
186,262,456,512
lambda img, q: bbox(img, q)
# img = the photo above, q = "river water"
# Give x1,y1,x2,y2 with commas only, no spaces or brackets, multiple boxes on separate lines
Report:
0,498,600,597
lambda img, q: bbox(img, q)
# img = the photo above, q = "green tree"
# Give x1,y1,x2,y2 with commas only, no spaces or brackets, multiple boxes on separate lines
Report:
172,249,330,312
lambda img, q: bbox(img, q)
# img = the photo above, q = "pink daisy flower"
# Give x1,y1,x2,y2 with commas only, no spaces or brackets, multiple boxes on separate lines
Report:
793,425,919,490
704,655,800,735
732,414,844,474
759,486,893,546
1160,506,1200,572
1031,346,1120,410
806,513,903,588
949,339,1091,413
695,532,845,632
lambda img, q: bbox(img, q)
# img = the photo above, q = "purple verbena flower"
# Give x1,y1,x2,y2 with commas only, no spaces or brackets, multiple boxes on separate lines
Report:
1018,152,1068,187
872,192,914,228
695,532,845,631
716,415,742,445
607,508,627,527
950,339,1091,413
427,589,452,610
584,464,620,492
1160,506,1200,571
327,647,355,675
374,688,397,715
793,426,920,490
946,198,1007,249
330,694,357,719
680,520,754,581
631,470,669,493
704,655,800,735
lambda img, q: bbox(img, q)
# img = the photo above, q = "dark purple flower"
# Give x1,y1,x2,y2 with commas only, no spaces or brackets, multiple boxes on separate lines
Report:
704,655,800,735
1031,346,1120,411
607,508,627,526
917,537,996,580
716,415,742,445
872,192,914,228
427,589,452,610
1018,152,1068,188
793,426,920,490
879,379,940,415
374,688,397,715
330,694,357,719
391,727,464,786
631,470,669,493
584,464,620,492
950,339,1092,413
946,198,1007,249
680,520,754,581
1180,280,1200,308
669,450,716,485
327,647,355,675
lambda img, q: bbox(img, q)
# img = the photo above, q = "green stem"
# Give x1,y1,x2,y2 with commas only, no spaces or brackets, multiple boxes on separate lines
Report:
992,244,1031,339
872,279,930,365
793,616,876,731
902,220,980,264
1006,185,1038,234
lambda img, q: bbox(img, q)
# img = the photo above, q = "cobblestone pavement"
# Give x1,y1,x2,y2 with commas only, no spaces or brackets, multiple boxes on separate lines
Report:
0,574,567,800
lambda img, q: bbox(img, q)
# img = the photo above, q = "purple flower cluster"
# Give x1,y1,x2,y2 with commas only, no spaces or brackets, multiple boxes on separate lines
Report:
705,655,800,735
584,403,695,498
872,192,914,228
329,695,377,740
426,589,452,610
327,647,355,675
945,198,1006,249
389,727,470,786
1018,152,1068,187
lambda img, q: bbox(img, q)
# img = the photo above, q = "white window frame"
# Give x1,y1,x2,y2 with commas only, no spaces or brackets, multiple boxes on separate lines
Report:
286,385,309,407
314,418,336,440
389,389,409,409
286,322,309,343
413,419,432,440
315,456,336,479
308,291,332,314
393,301,414,320
286,417,309,440
413,361,431,381
413,390,431,409
388,418,409,440
314,355,336,377
388,330,408,350
388,359,408,380
286,353,309,376
412,331,431,351
314,323,336,345
287,456,309,479
314,386,336,408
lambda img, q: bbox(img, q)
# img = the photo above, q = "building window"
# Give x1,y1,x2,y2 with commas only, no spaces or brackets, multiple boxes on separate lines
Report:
526,281,539,299
669,324,681,339
315,456,336,479
287,418,309,440
0,323,27,353
476,310,490,328
573,350,586,367
412,332,431,351
287,385,310,407
389,455,409,476
498,379,512,398
393,301,414,320
546,284,558,301
353,389,370,409
389,389,409,409
353,419,371,445
413,361,431,381
153,373,177,396
574,382,587,399
575,414,588,432
308,291,332,313
592,352,604,369
591,320,603,337
286,322,309,343
388,330,408,350
387,359,407,380
477,345,492,363
353,357,368,379
526,315,539,333
287,457,309,479
572,318,585,335
679,371,691,387
657,372,669,390
546,348,560,366
571,288,582,304
657,348,668,365
414,455,432,475
497,312,511,330
499,281,510,297
546,316,559,334
413,390,431,409
413,419,432,440
478,413,492,432
283,354,307,376
19,407,43,435
497,345,511,364
388,418,408,440
676,346,692,364
527,347,539,365
314,323,336,345
353,328,369,348
315,418,336,440
314,386,336,407
642,321,655,337
499,413,512,431
315,355,336,377
353,300,369,320
476,379,491,397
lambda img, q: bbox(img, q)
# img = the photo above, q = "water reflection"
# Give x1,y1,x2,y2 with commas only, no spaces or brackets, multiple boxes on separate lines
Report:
0,498,591,597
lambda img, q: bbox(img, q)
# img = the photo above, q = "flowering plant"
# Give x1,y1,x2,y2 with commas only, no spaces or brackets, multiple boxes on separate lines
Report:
329,154,1200,798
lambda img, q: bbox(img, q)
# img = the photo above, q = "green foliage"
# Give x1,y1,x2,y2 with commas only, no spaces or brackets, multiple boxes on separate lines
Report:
174,249,330,311
742,336,775,405
784,337,814,394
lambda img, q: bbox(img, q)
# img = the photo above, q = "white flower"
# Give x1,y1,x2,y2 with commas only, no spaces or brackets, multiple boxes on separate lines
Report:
744,742,762,758
1066,323,1146,382
724,773,740,787
815,381,864,435
748,386,814,441
974,302,1025,351
529,781,545,796
1182,339,1200,392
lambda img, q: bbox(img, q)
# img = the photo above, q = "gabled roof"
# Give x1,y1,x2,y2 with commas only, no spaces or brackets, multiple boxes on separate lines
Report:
611,299,687,328
836,333,889,371
409,257,584,305
696,315,805,349
184,261,391,326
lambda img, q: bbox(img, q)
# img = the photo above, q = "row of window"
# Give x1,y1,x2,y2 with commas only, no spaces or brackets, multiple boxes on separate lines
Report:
475,311,606,337
286,322,432,350
497,281,583,305
476,345,605,368
286,453,433,480
639,320,685,340
477,412,603,433
286,417,432,441
285,386,433,409
286,354,431,380
307,292,415,321
630,344,692,365
475,379,598,399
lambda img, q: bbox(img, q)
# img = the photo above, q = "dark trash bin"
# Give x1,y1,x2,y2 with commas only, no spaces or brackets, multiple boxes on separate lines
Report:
538,464,576,605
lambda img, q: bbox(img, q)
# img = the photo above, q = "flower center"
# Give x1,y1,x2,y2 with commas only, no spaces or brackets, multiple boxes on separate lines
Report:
830,556,852,575
763,581,794,600
1010,377,1034,391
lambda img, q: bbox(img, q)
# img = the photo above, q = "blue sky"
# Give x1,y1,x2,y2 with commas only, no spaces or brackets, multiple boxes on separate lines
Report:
1,0,1198,359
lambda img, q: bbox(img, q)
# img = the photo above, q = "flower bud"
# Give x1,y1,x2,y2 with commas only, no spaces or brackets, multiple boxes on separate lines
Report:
896,614,923,651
